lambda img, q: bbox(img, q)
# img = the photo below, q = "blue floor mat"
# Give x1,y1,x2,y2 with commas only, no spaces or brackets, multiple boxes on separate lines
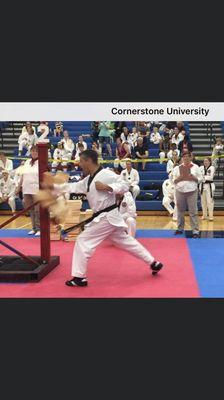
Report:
0,229,36,238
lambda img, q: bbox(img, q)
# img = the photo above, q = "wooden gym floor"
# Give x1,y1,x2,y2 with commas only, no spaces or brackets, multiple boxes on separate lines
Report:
1,215,224,231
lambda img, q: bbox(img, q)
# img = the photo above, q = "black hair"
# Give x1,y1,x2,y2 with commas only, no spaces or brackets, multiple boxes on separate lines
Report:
80,149,98,164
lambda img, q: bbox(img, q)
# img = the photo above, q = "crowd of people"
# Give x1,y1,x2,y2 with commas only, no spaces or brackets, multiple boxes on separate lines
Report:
0,121,223,238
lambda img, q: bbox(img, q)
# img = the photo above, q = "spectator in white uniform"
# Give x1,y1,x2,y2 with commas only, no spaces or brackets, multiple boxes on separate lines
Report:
0,170,16,213
74,143,85,162
61,130,75,159
212,136,223,169
119,191,137,237
18,127,38,156
167,143,180,159
166,151,180,177
162,178,177,221
52,142,68,172
150,126,162,144
199,157,215,221
120,160,140,200
0,151,13,177
49,150,163,287
17,146,40,236
75,136,87,152
21,122,36,135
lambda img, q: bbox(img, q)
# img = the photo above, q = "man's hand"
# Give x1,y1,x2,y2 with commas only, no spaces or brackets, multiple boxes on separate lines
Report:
187,174,198,182
95,181,113,192
174,175,184,184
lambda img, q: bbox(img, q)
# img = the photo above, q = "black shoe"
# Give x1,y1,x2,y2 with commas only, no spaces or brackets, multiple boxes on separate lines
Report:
151,261,163,275
193,233,200,239
65,277,88,287
174,230,183,235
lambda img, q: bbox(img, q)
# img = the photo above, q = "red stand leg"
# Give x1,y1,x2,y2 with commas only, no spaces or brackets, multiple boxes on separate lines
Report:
38,143,50,263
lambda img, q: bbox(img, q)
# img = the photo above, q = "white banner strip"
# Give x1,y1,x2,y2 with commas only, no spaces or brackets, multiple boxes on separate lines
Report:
0,102,224,121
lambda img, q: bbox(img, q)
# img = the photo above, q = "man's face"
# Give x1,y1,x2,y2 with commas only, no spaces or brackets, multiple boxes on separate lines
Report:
182,154,191,164
79,156,92,175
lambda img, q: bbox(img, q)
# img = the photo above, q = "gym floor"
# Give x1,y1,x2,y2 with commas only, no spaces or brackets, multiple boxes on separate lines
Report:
0,215,223,298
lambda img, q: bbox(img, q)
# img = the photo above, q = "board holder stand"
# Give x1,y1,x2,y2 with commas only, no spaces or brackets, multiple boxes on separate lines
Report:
0,142,60,282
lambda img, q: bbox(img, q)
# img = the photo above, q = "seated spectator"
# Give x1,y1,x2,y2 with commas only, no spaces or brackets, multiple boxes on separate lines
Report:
0,151,13,177
179,136,193,156
119,192,137,237
212,136,223,169
37,122,49,141
52,142,68,172
167,150,180,177
75,135,87,152
0,170,16,214
98,122,112,157
114,138,131,171
121,127,138,148
134,137,149,171
21,122,36,135
92,142,102,159
120,127,129,143
171,127,180,146
114,122,126,140
18,127,38,156
120,160,140,200
61,130,75,160
74,143,85,162
159,132,171,163
54,121,63,137
91,121,100,142
167,143,180,159
150,126,162,144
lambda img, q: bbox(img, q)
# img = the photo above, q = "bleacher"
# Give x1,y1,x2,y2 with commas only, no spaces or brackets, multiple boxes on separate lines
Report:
0,121,190,213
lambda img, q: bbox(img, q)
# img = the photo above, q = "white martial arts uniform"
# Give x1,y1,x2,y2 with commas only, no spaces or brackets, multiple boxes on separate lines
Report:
212,144,223,169
199,165,215,220
119,192,137,237
18,132,38,154
0,176,16,212
150,132,161,144
61,138,75,159
167,149,180,160
75,141,87,152
52,148,68,171
120,168,140,200
0,158,13,177
162,179,177,219
120,133,138,148
57,168,155,278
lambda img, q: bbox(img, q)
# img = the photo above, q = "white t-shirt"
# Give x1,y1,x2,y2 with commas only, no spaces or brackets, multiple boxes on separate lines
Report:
173,163,202,193
22,159,39,195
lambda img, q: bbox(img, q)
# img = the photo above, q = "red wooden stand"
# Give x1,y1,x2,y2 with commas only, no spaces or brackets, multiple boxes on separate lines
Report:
0,142,60,282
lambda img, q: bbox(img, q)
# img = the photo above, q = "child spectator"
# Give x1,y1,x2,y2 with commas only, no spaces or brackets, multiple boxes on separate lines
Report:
167,150,180,177
212,136,223,169
121,127,138,148
75,135,87,152
52,142,67,172
54,121,63,137
0,151,13,177
199,157,215,221
0,170,16,213
150,126,162,144
167,143,180,159
61,130,75,160
18,127,38,156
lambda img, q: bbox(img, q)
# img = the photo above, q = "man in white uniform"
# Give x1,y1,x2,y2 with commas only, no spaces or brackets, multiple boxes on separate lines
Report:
18,127,38,156
0,170,16,213
162,179,177,220
0,152,13,177
119,191,137,237
51,150,163,287
120,160,140,200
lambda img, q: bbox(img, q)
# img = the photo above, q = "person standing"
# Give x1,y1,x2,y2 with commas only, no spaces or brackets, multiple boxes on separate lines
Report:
120,160,140,200
17,145,40,236
199,158,215,221
173,151,202,238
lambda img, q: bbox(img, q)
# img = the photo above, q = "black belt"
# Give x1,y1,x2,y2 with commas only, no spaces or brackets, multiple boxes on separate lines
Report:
62,203,118,235
201,181,214,198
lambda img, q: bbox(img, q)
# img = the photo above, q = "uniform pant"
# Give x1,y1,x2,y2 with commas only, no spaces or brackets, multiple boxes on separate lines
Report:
71,216,155,278
175,189,199,234
130,185,140,200
162,196,177,219
23,194,40,231
18,140,29,153
0,196,16,212
201,189,214,219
